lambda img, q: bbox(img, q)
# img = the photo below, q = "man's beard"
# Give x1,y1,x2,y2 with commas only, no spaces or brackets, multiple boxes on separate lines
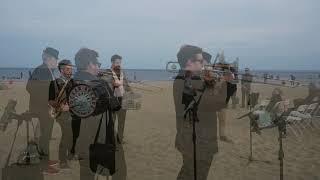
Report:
64,73,72,79
113,66,121,72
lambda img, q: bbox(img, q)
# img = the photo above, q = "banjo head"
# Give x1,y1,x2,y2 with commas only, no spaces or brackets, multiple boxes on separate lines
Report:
68,84,97,118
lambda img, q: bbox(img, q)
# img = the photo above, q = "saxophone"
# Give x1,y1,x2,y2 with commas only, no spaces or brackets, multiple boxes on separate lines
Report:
49,80,69,119
49,96,66,119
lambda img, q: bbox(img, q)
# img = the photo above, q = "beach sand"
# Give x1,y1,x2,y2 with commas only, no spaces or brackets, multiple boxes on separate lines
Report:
1,81,320,180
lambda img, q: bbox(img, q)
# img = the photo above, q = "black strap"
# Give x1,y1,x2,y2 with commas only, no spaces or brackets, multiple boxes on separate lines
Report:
93,114,104,144
93,80,117,145
106,111,110,144
54,80,59,98
192,85,206,109
93,111,115,145
106,111,115,145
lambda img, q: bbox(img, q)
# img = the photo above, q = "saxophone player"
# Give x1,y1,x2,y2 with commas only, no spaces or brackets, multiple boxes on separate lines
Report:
47,60,75,173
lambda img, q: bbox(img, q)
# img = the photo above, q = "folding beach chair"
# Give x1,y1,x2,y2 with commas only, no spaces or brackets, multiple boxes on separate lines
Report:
286,103,319,136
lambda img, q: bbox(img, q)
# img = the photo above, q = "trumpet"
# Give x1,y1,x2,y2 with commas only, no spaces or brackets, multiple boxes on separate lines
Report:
97,70,114,77
166,61,310,88
166,61,238,81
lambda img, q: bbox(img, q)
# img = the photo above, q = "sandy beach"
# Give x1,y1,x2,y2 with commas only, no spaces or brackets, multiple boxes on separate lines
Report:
1,80,320,180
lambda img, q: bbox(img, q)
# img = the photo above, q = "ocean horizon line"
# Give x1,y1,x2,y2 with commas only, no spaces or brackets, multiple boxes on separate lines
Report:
0,67,319,72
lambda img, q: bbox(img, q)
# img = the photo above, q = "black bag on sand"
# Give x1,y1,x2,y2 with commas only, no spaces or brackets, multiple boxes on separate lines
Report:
2,164,43,180
89,111,116,175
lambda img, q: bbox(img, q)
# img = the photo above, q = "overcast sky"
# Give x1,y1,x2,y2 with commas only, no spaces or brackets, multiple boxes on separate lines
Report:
0,0,319,70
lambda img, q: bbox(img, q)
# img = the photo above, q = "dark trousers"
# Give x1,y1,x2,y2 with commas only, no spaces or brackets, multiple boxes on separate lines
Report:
71,115,81,154
56,113,72,163
114,97,127,142
177,153,215,180
241,88,250,108
230,91,238,108
36,112,54,156
114,109,127,142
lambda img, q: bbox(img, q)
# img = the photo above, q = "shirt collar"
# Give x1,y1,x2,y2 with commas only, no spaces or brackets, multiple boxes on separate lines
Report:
59,75,69,82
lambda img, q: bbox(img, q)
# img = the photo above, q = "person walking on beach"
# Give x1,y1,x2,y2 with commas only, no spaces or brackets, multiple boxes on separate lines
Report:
263,73,268,84
241,68,253,108
290,74,296,86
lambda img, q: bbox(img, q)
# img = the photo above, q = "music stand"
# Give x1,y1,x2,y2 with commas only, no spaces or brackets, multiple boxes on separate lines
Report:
238,92,272,164
13,112,41,165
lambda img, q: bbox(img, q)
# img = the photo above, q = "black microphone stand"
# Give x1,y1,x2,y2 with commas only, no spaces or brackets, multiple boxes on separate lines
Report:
183,88,205,180
273,113,287,180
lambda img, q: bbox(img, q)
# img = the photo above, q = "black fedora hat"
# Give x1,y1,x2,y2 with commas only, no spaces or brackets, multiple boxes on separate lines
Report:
43,47,59,59
202,51,212,63
58,59,74,67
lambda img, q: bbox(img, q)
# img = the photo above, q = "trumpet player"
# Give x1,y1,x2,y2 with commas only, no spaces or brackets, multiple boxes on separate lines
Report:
174,45,227,180
218,70,237,143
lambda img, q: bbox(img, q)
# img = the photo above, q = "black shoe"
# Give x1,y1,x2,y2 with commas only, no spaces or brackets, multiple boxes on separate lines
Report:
117,135,126,144
67,152,83,161
220,136,234,144
59,162,71,170
38,150,48,157
117,135,122,144
72,154,83,161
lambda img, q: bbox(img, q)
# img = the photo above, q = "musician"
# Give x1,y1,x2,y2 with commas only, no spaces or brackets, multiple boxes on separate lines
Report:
174,45,227,180
97,54,131,143
202,52,232,142
217,70,236,143
26,47,58,163
241,68,253,108
48,59,75,171
74,48,127,180
205,54,237,142
108,54,131,143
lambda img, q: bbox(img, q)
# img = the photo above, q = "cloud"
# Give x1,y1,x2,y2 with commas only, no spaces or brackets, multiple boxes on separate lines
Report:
0,0,319,69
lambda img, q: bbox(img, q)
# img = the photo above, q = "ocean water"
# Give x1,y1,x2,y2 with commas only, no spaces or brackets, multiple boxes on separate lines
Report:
0,68,174,81
0,68,319,83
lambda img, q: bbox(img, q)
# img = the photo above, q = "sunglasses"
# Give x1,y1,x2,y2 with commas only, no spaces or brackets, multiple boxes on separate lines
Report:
191,58,204,63
93,62,101,68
